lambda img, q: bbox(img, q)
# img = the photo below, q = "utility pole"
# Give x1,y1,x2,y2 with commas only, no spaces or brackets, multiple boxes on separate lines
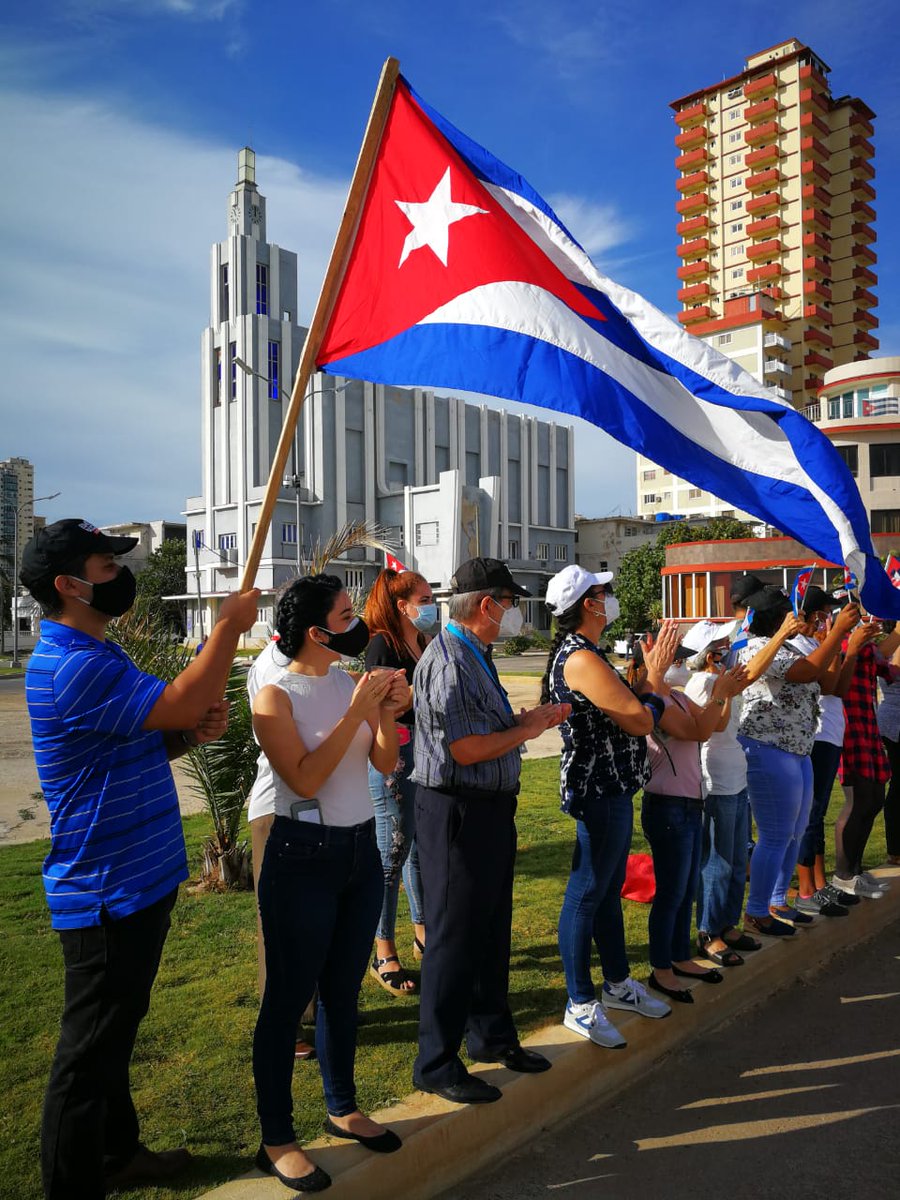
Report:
193,531,206,644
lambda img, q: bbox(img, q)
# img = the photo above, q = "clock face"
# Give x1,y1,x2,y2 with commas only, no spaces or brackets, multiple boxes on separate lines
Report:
251,204,261,224
230,204,239,228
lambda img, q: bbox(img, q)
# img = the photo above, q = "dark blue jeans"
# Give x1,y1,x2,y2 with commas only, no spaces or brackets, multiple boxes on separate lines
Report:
798,740,842,867
368,740,425,937
558,791,633,1003
642,795,703,970
253,816,382,1145
696,789,749,937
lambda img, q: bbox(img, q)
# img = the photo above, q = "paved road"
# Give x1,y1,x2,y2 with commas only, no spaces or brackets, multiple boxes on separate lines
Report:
445,919,900,1199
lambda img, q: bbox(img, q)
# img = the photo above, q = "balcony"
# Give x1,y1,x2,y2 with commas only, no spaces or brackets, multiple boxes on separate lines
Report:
851,177,876,201
804,326,833,349
850,111,875,137
804,351,833,371
677,282,710,303
853,287,877,308
747,215,781,238
856,330,880,351
675,125,708,150
675,101,706,127
851,156,876,180
802,207,831,232
800,111,829,138
676,170,709,194
850,135,875,158
676,259,711,280
747,263,782,283
800,64,828,88
800,136,829,163
853,243,877,267
800,88,829,116
744,72,777,100
764,358,791,377
853,264,877,286
675,147,708,171
745,143,780,169
678,306,711,325
804,403,822,422
803,256,829,278
804,304,833,325
677,236,710,260
855,308,879,329
676,192,709,215
746,191,781,216
852,221,876,244
851,199,876,222
764,331,792,353
802,184,832,206
774,386,793,403
804,279,832,303
803,231,831,255
744,97,780,123
745,120,781,146
746,237,781,261
746,168,782,192
802,160,831,185
676,214,709,236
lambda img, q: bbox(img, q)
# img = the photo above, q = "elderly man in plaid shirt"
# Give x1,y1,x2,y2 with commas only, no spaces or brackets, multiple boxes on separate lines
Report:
410,557,569,1105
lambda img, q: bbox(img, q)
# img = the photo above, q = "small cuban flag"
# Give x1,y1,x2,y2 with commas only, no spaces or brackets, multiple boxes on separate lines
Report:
731,607,754,654
885,553,900,590
836,564,860,599
790,564,816,616
386,551,408,572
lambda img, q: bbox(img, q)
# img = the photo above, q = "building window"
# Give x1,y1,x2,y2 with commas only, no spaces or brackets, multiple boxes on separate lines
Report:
731,268,744,279
415,521,439,547
508,539,520,559
834,445,858,477
688,488,703,499
345,568,366,590
828,398,840,419
728,130,741,142
218,532,237,551
731,223,744,233
554,544,569,562
230,341,237,400
643,493,657,505
730,245,742,257
872,510,900,534
842,392,853,419
642,469,657,479
717,334,733,346
870,444,900,478
220,264,229,320
282,309,291,321
730,200,742,211
730,177,743,189
281,522,298,544
268,341,280,400
214,349,222,407
536,541,549,558
195,529,204,549
256,263,269,316
728,154,741,165
727,87,742,99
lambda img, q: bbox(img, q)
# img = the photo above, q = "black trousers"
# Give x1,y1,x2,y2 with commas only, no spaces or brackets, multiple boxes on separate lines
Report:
413,785,519,1088
41,888,178,1200
882,736,900,857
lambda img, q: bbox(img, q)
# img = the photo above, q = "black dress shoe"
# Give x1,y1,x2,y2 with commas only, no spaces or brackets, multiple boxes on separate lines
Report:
481,1045,552,1073
672,965,723,984
323,1116,402,1153
255,1144,332,1192
414,1074,502,1104
648,972,694,1003
105,1144,192,1188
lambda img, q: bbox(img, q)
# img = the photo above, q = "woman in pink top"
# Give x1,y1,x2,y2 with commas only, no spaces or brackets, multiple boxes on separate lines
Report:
632,638,744,1004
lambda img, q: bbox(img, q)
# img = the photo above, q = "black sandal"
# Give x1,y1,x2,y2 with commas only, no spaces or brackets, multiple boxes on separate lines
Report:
697,934,744,967
369,955,418,995
722,925,763,951
412,935,425,962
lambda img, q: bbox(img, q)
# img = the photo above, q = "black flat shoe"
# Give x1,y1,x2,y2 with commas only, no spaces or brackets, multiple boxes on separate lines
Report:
323,1116,402,1154
255,1144,331,1192
478,1044,552,1073
744,914,795,938
672,965,723,984
413,1074,502,1104
648,973,694,1003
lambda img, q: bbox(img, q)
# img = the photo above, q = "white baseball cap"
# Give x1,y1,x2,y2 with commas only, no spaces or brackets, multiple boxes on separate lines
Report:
680,618,738,655
545,564,614,616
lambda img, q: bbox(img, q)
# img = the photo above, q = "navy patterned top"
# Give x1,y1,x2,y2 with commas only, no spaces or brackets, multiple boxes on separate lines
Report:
550,632,651,817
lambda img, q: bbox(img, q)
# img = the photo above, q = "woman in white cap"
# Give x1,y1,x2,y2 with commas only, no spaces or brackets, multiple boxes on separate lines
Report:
542,565,677,1048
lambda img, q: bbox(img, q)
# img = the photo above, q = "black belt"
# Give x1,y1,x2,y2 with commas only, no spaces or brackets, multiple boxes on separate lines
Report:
427,784,519,804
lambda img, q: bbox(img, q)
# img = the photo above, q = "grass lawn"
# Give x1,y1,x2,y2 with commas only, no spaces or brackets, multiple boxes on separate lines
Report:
0,758,887,1200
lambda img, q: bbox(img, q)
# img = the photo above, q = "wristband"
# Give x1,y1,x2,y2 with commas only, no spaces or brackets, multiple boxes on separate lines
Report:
179,730,199,749
640,693,666,728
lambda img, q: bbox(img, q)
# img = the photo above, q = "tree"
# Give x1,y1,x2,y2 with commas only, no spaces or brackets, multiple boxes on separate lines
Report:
136,538,187,634
611,518,754,634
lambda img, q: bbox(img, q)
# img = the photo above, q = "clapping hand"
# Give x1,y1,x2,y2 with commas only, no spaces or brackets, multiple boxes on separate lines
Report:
516,702,571,740
348,670,396,721
192,701,230,745
642,621,681,686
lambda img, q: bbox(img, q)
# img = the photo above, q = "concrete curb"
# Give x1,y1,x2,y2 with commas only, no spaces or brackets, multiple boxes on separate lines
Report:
198,862,900,1200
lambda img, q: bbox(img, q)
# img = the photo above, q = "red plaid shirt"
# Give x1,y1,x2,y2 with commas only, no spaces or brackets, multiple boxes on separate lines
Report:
840,641,891,783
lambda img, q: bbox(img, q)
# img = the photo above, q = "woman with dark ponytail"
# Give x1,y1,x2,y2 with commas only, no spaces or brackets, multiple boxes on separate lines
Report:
543,565,678,1049
247,574,408,1191
363,568,436,993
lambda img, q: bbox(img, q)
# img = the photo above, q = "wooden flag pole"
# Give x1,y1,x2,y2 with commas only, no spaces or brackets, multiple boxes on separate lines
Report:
239,56,401,593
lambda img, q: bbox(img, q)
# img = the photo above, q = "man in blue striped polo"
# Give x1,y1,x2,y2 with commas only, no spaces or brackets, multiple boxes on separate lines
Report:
20,519,260,1200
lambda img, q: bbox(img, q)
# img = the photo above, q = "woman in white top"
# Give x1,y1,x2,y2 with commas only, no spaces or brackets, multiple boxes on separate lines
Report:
249,575,407,1193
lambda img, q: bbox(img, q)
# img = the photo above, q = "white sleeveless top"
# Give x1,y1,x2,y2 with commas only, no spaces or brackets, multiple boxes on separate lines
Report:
247,666,374,826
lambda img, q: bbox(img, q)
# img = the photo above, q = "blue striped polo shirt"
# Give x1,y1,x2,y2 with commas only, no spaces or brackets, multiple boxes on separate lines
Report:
26,620,188,929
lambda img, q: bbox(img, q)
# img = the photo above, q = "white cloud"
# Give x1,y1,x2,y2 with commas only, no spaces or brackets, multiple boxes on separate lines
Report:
547,193,635,261
67,0,241,20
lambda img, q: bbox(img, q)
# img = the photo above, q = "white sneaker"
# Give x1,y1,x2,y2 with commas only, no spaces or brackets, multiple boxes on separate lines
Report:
563,1000,627,1048
859,870,890,892
832,873,861,895
602,977,671,1020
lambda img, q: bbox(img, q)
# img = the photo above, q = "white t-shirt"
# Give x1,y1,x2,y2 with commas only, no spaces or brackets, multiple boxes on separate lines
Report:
789,634,846,748
247,640,291,703
684,671,747,797
247,666,374,826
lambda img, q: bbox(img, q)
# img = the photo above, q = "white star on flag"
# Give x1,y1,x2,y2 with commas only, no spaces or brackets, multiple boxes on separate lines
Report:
395,167,487,267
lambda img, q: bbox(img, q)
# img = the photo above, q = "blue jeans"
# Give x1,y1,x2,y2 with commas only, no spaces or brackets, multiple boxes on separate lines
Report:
740,737,813,916
368,740,425,938
253,816,382,1144
696,789,749,937
797,740,842,867
558,791,633,1003
642,795,703,970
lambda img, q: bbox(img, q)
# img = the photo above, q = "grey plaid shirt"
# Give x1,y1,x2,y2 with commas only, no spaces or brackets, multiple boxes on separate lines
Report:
411,626,521,793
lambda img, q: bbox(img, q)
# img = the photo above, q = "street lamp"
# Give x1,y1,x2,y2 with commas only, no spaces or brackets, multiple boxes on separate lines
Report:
12,490,61,668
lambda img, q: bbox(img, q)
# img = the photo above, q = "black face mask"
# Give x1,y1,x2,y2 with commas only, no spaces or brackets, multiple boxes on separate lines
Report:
316,616,370,659
71,567,137,618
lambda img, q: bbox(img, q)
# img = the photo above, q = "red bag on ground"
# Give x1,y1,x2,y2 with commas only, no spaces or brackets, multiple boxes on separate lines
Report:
621,853,655,903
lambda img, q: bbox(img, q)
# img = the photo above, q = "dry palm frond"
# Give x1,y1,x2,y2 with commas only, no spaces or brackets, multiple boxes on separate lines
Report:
302,519,397,577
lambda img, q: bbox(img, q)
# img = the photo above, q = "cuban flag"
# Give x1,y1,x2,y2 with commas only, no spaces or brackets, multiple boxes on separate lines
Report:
385,551,408,572
885,553,900,589
731,608,754,655
316,74,900,617
790,565,816,616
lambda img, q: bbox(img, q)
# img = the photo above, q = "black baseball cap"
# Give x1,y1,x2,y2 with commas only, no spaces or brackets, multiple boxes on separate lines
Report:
450,556,531,597
743,584,791,614
801,585,837,615
20,519,138,590
731,573,764,605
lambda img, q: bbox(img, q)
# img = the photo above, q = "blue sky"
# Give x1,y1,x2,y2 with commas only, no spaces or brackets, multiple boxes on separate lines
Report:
2,0,898,528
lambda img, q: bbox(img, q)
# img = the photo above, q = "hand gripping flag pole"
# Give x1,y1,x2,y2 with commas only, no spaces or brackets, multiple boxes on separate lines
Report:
238,57,401,593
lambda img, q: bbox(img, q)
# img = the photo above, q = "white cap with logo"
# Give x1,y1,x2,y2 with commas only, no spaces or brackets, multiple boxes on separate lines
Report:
545,564,614,616
680,619,738,656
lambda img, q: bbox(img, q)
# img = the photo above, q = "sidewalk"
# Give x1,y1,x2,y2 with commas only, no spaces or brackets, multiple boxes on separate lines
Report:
198,862,900,1200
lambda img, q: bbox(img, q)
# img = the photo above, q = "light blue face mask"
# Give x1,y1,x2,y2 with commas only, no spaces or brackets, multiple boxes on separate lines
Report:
409,602,439,633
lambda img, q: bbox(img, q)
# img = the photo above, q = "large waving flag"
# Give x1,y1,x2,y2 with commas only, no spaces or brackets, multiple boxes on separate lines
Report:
316,73,900,618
